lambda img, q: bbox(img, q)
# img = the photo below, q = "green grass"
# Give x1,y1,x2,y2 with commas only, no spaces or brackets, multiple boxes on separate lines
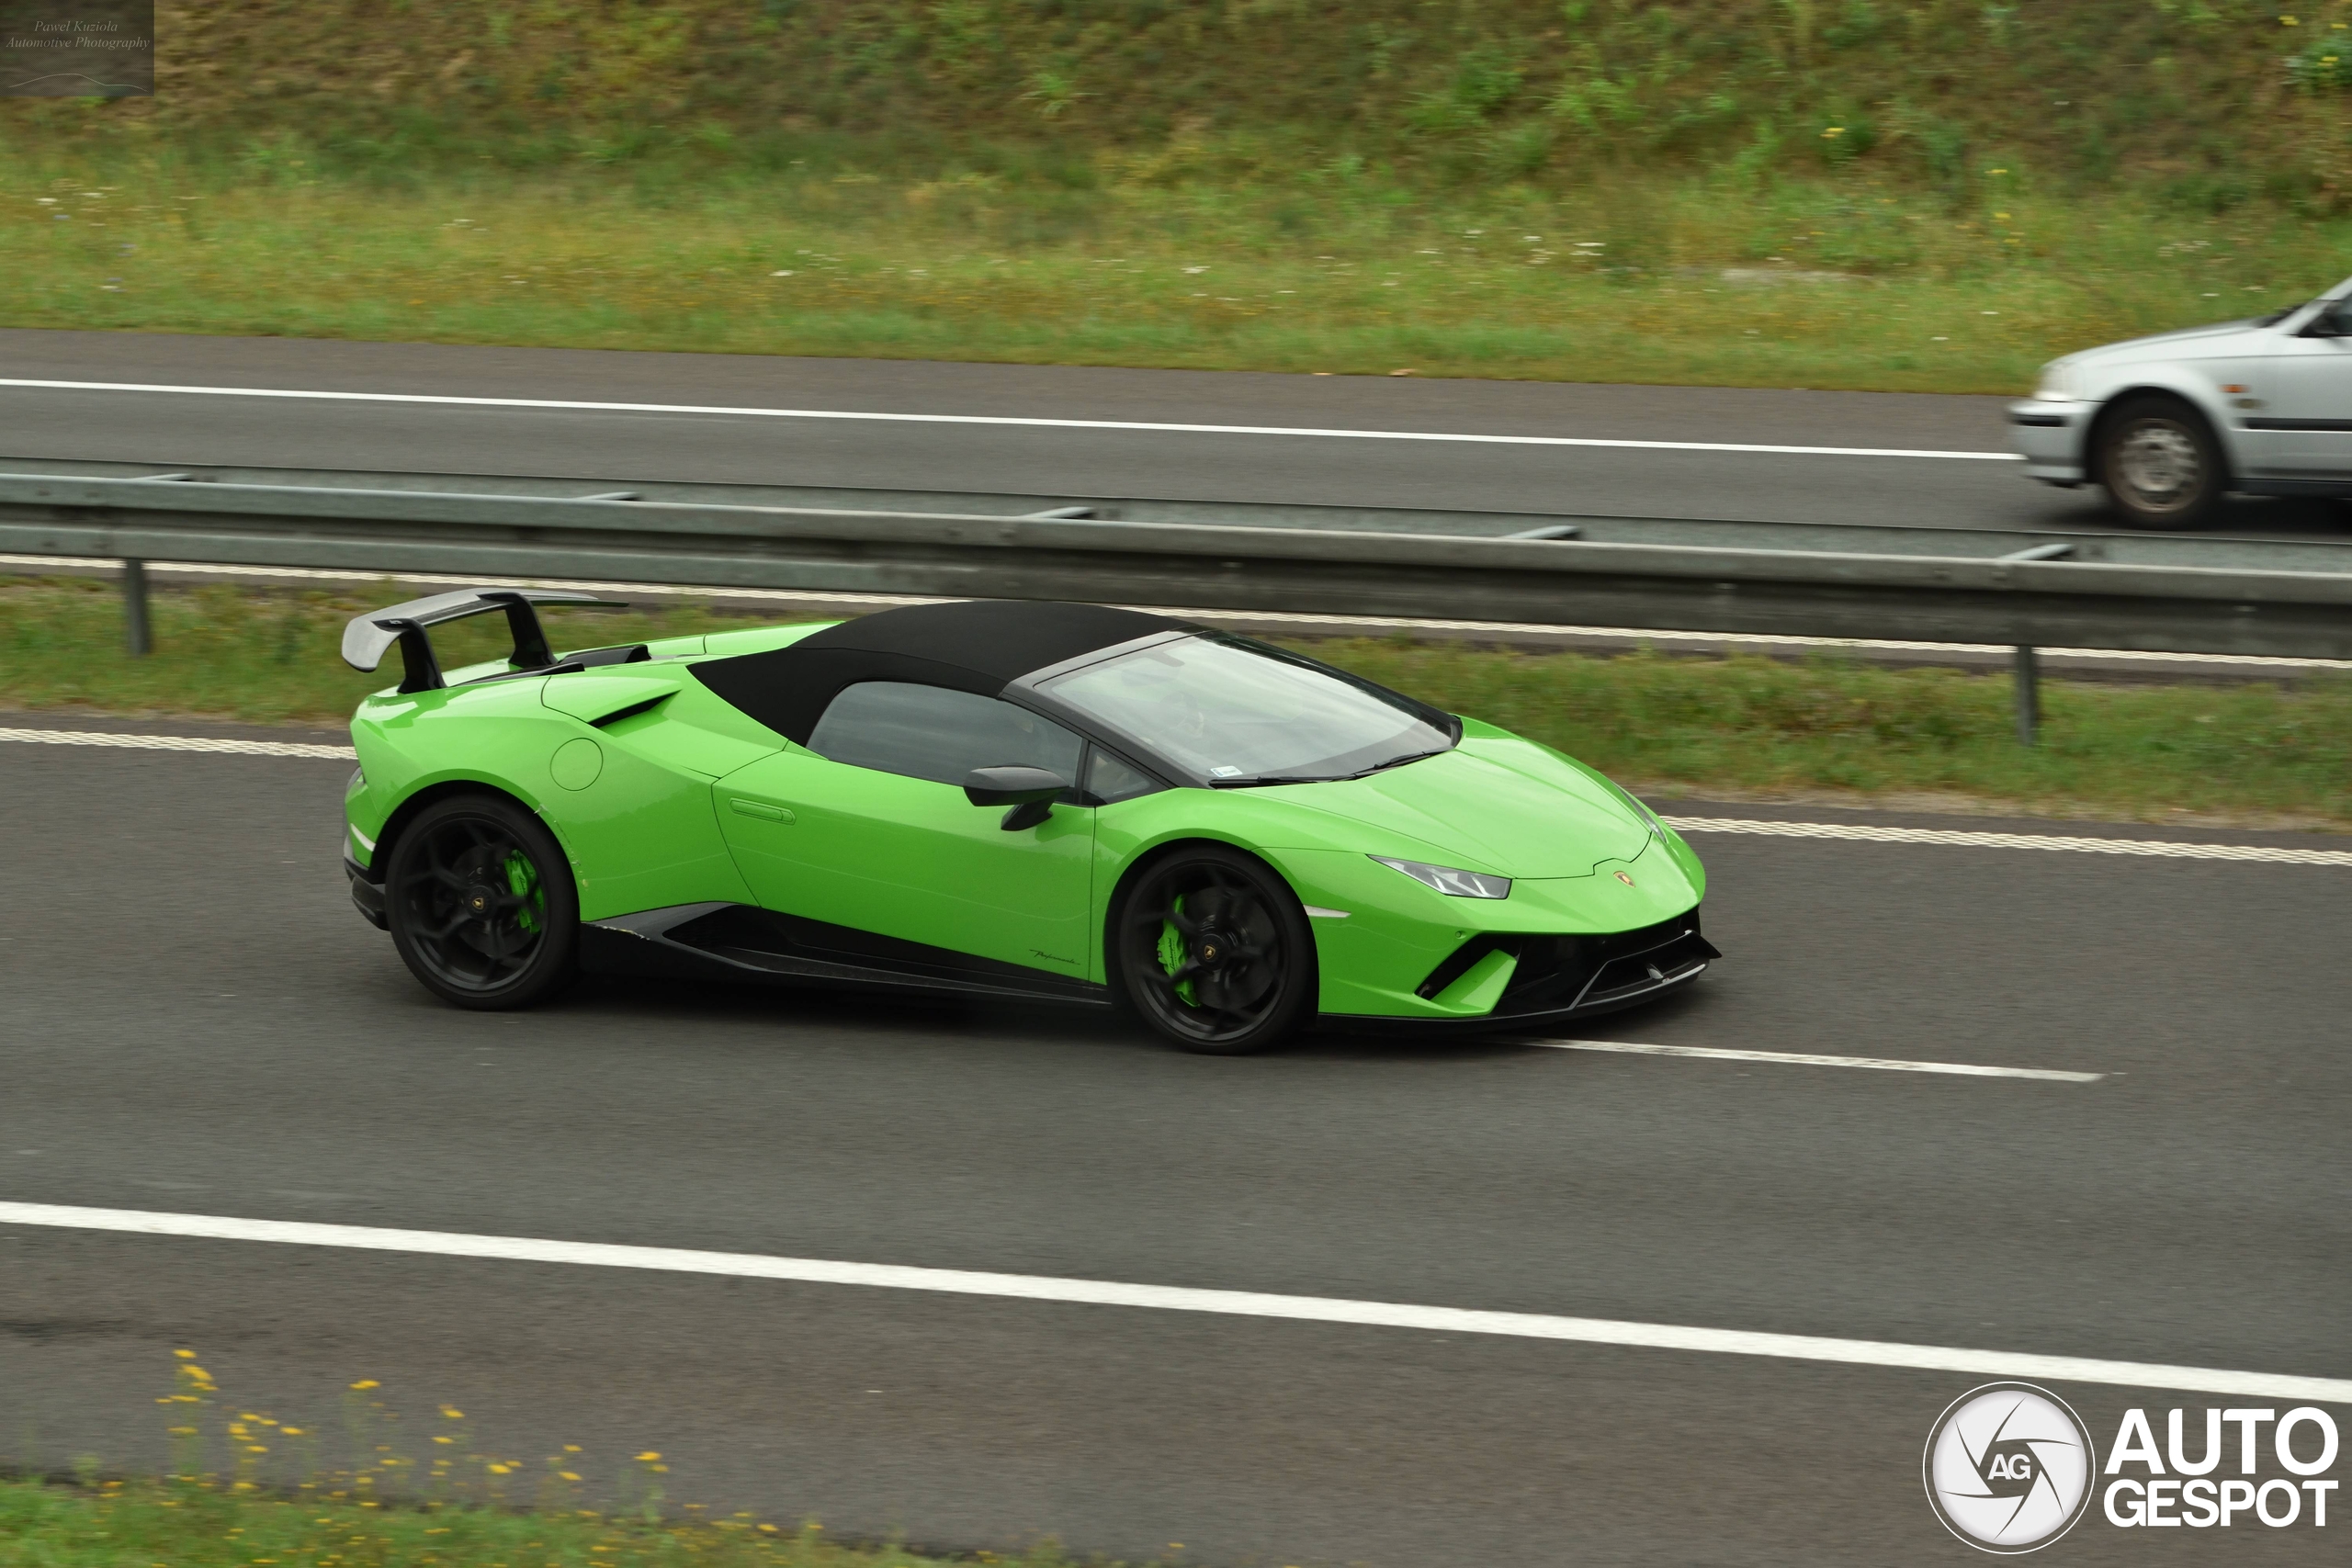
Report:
9,3,2352,389
0,1480,1047,1568
2,144,2341,392
0,1355,1124,1568
1317,637,2352,825
6,577,2350,827
15,3,2351,205
0,578,771,727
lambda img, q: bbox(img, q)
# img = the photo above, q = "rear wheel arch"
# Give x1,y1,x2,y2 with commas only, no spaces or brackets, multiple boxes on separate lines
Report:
370,779,564,881
381,790,581,1010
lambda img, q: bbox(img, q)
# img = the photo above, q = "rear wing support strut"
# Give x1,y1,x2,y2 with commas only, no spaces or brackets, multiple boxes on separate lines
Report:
340,588,620,694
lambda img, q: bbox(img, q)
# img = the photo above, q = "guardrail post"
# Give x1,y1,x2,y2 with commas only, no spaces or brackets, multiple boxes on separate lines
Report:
122,558,152,657
2012,644,2040,746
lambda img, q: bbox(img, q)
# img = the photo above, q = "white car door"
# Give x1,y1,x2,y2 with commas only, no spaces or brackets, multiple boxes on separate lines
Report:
2253,297,2352,481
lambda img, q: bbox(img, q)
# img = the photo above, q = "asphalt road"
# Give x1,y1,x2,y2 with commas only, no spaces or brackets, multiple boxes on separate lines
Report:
4,327,2347,536
3,725,2345,1565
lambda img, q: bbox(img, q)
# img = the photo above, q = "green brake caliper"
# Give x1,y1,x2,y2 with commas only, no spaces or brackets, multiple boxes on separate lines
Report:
1157,895,1195,1007
503,852,543,935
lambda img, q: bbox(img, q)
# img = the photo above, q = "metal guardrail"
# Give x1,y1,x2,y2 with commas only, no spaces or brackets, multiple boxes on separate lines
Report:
3,462,2349,745
9,454,2352,570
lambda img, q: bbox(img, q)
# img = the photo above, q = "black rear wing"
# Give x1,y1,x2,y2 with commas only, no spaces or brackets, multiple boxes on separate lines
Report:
341,588,621,693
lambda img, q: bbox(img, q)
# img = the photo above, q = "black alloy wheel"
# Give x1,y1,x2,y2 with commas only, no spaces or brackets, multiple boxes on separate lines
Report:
1114,846,1316,1055
2096,395,2226,528
384,794,579,1010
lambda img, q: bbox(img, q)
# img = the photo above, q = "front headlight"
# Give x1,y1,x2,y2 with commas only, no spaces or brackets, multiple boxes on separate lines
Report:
1627,792,1669,842
2032,359,2079,401
1593,774,1669,842
1371,855,1511,899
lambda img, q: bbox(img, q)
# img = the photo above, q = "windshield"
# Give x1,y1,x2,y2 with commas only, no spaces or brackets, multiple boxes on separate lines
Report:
1039,636,1455,785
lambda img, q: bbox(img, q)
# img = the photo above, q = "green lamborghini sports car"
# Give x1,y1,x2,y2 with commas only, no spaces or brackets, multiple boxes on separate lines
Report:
340,591,1717,1054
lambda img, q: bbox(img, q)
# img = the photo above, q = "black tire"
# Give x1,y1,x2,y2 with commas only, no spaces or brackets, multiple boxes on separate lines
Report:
2095,395,2227,528
1111,845,1317,1055
384,794,579,1010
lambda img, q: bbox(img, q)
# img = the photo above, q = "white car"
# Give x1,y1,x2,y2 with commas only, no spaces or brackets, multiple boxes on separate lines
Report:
2010,275,2352,527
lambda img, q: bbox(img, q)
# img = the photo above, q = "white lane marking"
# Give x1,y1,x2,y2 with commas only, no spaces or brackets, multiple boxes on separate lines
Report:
0,731,2337,865
11,557,2349,675
1667,816,2352,865
0,378,2021,461
0,727,354,759
0,1201,2341,1402
1527,1038,2102,1082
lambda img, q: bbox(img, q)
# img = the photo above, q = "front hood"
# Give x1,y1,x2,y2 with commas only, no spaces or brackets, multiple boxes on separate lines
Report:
2067,318,2271,364
1264,736,1651,876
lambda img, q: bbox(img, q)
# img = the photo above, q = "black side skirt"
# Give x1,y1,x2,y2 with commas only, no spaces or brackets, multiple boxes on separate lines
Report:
580,903,1112,1009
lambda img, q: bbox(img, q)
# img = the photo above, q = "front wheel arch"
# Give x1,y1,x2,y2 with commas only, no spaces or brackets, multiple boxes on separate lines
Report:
1102,839,1321,1052
2086,389,2233,525
1101,836,1295,983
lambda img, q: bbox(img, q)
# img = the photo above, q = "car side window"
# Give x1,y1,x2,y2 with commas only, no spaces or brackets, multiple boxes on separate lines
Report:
1082,746,1163,803
807,682,1083,787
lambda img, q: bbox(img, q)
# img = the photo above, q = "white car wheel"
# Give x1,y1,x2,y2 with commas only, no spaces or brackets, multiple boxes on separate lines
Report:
2097,397,2224,528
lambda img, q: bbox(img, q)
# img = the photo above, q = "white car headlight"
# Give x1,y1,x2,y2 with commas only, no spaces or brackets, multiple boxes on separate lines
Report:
1592,774,1669,842
2033,359,2080,401
1623,790,1670,842
1371,855,1511,899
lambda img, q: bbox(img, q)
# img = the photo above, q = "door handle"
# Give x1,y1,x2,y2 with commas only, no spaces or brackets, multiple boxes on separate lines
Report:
729,798,796,824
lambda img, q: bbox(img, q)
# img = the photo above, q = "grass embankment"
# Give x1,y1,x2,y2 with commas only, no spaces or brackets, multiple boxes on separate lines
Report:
5,153,2339,391
6,576,2350,826
6,4,2352,388
0,1358,1086,1568
0,1480,1026,1568
20,3,2352,200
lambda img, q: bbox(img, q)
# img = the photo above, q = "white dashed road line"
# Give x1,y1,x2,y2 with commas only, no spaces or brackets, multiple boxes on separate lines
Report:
1667,816,2352,865
0,727,355,759
1527,1039,2104,1082
0,378,2020,461
0,1201,2340,1403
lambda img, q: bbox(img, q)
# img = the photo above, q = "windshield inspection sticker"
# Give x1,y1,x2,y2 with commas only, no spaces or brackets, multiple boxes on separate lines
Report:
1926,1386,2340,1551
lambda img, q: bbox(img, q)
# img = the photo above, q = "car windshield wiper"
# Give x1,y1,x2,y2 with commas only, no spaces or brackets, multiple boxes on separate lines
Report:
1205,773,1333,788
1351,747,1452,777
1205,748,1454,788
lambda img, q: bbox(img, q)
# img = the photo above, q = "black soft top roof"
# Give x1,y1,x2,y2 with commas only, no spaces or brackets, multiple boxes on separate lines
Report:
693,599,1182,744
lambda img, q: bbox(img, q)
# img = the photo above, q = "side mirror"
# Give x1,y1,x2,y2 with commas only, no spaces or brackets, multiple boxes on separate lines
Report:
964,765,1070,830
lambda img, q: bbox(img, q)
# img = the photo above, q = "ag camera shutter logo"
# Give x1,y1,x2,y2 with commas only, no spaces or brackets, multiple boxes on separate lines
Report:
1923,1382,2096,1553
